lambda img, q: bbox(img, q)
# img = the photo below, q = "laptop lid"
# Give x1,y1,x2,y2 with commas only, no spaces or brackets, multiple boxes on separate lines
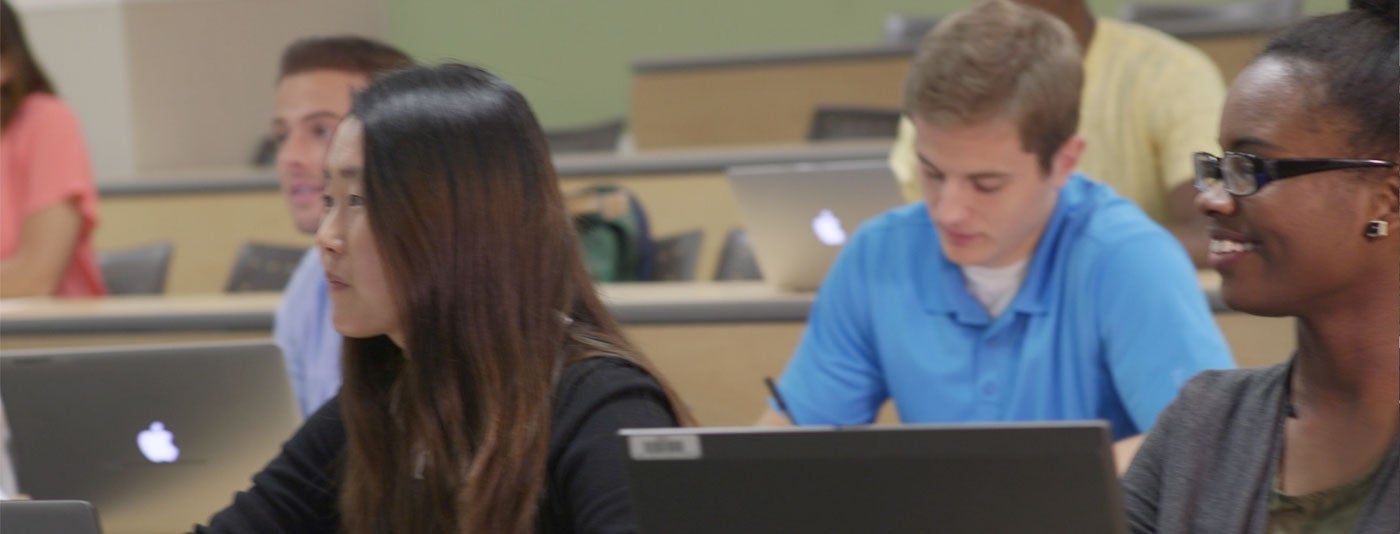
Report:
0,340,301,534
622,421,1127,534
0,500,103,534
726,159,906,290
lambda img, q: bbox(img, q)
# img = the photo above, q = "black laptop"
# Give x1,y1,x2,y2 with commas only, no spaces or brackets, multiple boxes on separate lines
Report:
622,421,1128,534
0,500,102,534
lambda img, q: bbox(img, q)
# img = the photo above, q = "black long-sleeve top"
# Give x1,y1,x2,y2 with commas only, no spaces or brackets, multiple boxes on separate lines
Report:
193,357,678,533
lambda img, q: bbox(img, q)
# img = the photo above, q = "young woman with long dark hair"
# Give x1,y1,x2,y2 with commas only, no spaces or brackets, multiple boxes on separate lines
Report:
198,63,690,534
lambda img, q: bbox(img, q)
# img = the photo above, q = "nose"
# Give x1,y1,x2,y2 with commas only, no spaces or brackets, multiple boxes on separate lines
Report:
929,177,972,226
276,131,313,173
315,209,344,255
1193,181,1237,218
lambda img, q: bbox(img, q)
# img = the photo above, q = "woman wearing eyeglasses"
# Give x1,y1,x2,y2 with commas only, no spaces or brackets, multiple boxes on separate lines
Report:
1121,0,1398,532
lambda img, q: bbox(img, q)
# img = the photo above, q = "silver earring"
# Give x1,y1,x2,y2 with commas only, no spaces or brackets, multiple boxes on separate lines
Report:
1365,220,1389,238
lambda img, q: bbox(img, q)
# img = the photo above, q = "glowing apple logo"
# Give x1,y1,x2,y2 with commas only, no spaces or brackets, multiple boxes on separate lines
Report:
137,421,180,463
811,209,847,247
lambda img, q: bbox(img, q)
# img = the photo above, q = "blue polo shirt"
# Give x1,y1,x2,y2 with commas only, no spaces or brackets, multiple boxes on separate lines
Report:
777,175,1234,438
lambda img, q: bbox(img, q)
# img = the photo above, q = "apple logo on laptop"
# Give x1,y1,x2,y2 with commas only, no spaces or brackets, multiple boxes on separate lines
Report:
137,421,180,463
811,209,847,247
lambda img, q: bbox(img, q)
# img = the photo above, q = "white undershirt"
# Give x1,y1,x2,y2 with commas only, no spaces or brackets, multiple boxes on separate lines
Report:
961,258,1030,318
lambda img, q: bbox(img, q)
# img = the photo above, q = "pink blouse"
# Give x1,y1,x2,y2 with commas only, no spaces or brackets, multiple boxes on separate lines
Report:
1,93,106,297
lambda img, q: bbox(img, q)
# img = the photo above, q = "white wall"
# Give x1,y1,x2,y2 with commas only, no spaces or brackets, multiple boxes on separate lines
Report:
13,0,387,183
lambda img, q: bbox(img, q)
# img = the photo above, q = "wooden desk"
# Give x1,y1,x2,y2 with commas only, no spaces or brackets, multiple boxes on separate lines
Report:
0,276,1292,425
628,28,1276,150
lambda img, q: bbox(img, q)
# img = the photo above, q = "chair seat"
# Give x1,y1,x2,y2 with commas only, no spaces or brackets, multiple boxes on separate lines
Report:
98,242,174,295
224,242,308,293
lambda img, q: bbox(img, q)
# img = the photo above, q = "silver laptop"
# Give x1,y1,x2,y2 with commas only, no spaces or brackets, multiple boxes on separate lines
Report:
622,421,1128,534
0,500,103,534
726,159,906,290
0,340,301,534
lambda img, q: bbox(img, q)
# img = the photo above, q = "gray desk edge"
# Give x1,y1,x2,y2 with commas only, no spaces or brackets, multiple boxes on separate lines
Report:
97,143,894,197
0,299,815,334
634,44,915,72
0,290,1231,334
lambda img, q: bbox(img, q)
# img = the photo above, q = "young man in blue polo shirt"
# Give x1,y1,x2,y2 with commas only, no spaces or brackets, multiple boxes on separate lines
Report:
757,0,1233,471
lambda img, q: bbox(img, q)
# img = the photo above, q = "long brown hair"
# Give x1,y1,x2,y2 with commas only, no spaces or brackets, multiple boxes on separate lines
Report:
337,63,691,534
0,0,55,132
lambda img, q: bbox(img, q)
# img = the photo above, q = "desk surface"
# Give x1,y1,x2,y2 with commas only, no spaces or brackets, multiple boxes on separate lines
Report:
0,282,812,334
1,274,1225,335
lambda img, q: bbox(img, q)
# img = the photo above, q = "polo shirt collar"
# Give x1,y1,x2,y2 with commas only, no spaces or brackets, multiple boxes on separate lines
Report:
915,174,1090,320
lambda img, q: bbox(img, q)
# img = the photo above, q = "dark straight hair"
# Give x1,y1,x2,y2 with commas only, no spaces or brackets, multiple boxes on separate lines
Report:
337,63,691,534
0,0,56,131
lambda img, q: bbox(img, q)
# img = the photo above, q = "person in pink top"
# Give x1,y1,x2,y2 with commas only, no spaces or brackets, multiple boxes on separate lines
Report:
0,0,105,298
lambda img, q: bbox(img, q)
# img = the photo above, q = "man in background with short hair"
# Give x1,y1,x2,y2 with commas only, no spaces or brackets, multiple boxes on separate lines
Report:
271,36,412,415
759,0,1233,472
888,0,1225,265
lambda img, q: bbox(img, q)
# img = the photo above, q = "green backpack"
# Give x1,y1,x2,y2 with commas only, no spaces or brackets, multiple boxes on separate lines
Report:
568,185,654,282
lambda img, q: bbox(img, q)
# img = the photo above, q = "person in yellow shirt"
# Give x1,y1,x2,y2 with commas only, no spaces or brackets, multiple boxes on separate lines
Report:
888,0,1224,265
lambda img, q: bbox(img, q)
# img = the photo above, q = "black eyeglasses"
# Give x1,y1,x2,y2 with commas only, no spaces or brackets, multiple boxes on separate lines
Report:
1193,152,1396,197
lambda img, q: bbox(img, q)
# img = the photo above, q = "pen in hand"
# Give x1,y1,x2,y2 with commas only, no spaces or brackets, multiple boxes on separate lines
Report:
764,376,798,426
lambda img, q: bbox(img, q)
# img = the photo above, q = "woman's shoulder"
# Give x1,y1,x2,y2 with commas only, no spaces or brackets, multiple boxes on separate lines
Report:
1179,364,1288,400
1160,363,1290,430
15,93,77,123
6,93,84,144
555,356,663,403
547,355,677,458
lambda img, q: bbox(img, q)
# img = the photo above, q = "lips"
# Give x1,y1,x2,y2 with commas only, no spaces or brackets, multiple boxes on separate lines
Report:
325,273,349,290
1207,228,1260,271
941,229,979,247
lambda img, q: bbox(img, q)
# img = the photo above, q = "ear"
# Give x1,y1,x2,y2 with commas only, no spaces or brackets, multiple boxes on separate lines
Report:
1048,134,1084,188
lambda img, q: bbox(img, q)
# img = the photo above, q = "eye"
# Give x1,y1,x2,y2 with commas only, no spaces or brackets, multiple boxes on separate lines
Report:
313,124,334,140
322,194,334,209
271,131,288,147
971,180,1005,194
348,194,366,207
922,169,945,182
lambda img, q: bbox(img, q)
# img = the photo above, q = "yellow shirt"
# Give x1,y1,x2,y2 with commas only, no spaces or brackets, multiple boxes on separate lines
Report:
889,18,1226,223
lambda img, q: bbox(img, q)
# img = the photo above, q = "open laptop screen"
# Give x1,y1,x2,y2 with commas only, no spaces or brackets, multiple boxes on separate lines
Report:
0,340,300,534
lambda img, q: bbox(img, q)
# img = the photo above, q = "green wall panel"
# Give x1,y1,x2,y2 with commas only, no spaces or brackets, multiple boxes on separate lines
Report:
387,0,1348,129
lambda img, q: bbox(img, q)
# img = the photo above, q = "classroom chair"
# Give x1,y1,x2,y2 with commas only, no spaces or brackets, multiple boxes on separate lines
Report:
544,118,625,153
224,242,307,293
714,228,762,281
882,14,939,47
806,106,902,142
652,229,704,282
98,242,173,295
